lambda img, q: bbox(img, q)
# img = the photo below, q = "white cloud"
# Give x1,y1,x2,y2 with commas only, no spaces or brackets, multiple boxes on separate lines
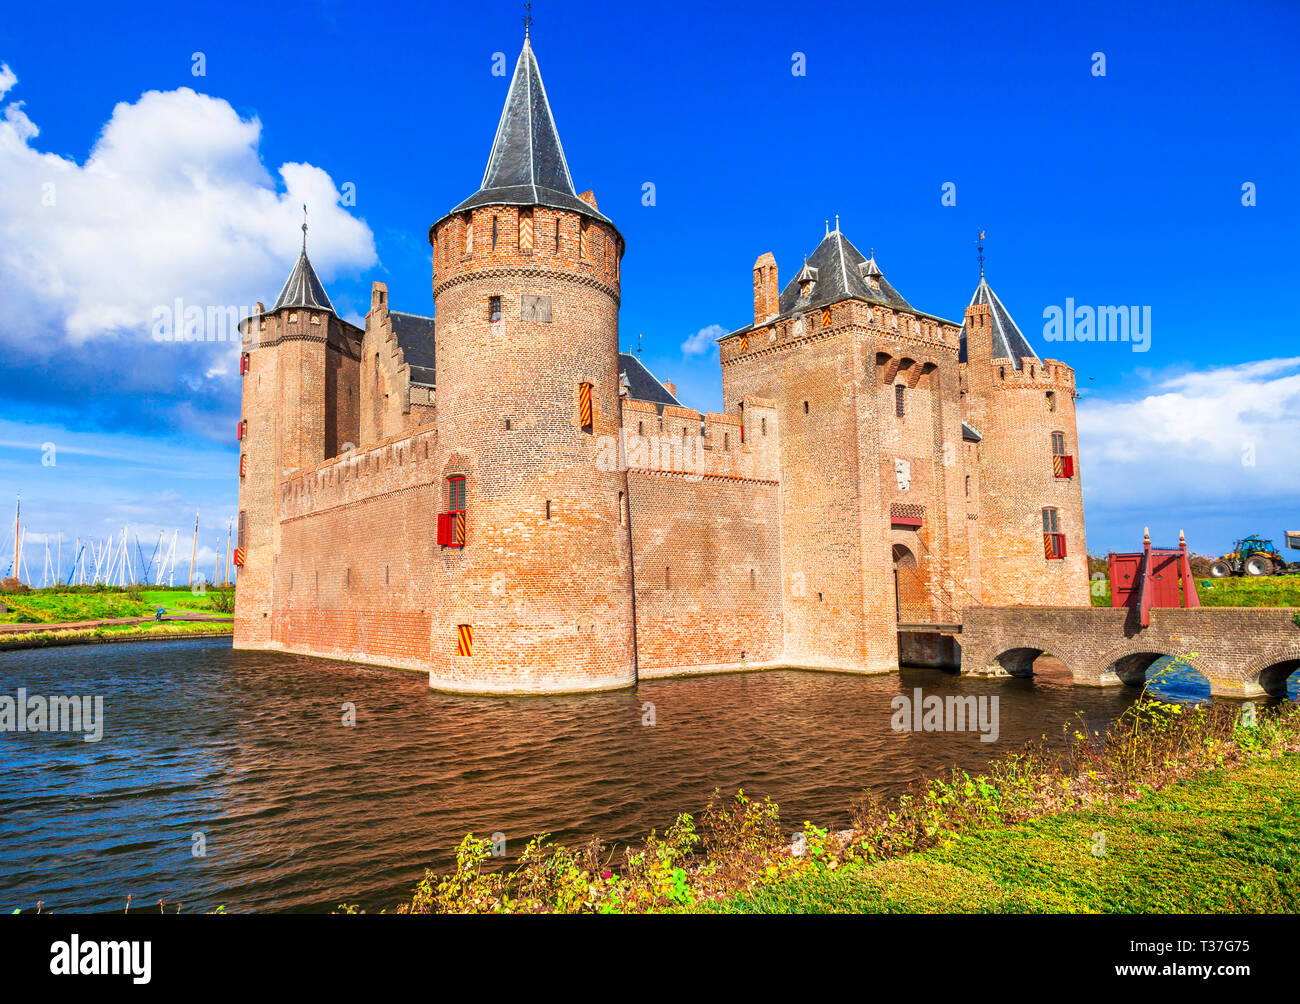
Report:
0,64,376,353
1077,357,1300,513
681,323,725,356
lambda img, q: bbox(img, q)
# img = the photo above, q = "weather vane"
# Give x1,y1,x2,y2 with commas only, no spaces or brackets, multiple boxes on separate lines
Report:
522,2,534,38
302,204,309,253
976,228,986,276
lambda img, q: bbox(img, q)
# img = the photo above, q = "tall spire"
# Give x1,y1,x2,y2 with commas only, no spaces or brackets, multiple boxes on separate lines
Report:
439,30,616,229
270,213,335,314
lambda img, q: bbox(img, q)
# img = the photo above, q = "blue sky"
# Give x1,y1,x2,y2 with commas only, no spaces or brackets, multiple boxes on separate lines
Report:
0,0,1297,579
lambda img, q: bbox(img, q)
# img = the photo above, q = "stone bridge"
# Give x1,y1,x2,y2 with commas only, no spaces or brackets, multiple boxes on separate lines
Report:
960,605,1300,699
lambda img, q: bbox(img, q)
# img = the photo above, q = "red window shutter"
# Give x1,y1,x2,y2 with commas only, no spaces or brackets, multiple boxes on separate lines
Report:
1057,533,1067,558
236,420,244,441
240,353,249,375
1064,456,1074,478
436,513,449,547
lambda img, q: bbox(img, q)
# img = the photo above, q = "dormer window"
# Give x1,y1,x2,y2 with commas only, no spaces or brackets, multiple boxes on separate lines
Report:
796,262,818,299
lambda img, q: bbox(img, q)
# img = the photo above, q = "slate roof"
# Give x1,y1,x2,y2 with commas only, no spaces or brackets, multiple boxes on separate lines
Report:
776,229,911,318
270,250,335,314
390,311,436,387
437,37,617,232
958,277,1040,370
619,353,680,407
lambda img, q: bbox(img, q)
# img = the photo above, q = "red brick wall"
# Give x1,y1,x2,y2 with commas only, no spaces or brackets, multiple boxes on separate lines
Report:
627,470,782,673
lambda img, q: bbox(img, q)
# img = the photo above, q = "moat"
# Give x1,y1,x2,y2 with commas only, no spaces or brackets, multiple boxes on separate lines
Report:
1,638,1288,913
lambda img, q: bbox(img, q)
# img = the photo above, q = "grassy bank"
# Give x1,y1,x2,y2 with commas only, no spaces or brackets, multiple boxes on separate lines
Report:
0,619,233,650
383,699,1300,914
1090,572,1300,608
707,754,1300,912
0,585,231,624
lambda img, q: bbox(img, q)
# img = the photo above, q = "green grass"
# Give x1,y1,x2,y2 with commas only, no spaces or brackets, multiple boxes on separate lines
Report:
0,619,233,649
705,754,1300,913
1090,572,1300,609
1,586,230,623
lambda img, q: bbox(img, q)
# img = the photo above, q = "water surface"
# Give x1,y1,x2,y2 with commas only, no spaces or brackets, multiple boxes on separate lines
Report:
0,639,1270,912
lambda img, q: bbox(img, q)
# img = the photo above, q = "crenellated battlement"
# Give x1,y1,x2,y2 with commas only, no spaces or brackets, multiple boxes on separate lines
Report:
618,397,779,482
280,424,439,523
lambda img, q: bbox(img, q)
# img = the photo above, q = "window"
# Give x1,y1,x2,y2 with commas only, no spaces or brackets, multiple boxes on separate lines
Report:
965,474,970,497
1046,391,1057,412
578,382,594,434
803,401,809,414
519,209,533,254
491,215,499,250
1042,507,1066,559
489,296,502,322
237,511,246,550
579,219,590,259
1051,432,1074,478
619,491,625,526
438,476,467,548
464,214,473,254
895,384,905,417
545,500,552,520
723,433,729,451
761,417,767,435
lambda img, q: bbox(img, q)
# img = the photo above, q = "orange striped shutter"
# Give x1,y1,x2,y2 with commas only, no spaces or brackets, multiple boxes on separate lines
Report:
1043,533,1054,559
1052,454,1064,478
457,624,473,656
821,309,831,326
740,335,748,351
455,510,466,547
233,547,246,567
579,382,593,431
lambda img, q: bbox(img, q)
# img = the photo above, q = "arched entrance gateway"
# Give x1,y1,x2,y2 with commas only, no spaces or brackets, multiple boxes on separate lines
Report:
892,543,928,623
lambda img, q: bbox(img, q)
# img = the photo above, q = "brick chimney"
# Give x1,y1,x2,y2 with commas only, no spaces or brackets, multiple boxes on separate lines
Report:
664,379,677,399
752,252,778,326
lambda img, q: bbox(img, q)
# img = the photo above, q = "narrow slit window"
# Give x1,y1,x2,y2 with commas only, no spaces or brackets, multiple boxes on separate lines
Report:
578,382,594,434
489,296,502,322
895,384,905,417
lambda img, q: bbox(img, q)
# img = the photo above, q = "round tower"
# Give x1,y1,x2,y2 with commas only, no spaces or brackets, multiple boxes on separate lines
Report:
425,33,635,693
960,277,1089,608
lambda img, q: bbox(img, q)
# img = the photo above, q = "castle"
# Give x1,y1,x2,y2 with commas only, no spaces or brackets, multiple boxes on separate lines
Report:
233,34,1089,694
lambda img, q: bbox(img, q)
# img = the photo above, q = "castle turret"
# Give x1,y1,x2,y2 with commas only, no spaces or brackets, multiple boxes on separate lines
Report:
959,273,1088,606
234,221,361,648
425,31,635,692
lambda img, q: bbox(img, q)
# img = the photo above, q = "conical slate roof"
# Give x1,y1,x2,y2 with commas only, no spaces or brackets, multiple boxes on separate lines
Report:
776,229,911,316
439,36,615,228
270,249,335,314
958,276,1040,369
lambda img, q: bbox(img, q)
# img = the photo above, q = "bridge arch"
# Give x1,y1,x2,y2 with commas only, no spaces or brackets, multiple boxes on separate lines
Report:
1093,643,1211,691
981,637,1077,681
1242,645,1300,700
